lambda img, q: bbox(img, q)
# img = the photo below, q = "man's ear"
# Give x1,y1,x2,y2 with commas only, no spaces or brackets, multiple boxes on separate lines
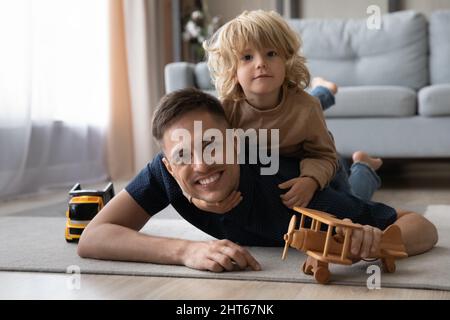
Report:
162,157,174,176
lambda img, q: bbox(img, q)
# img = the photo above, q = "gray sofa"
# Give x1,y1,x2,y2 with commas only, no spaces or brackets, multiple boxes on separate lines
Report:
165,10,450,158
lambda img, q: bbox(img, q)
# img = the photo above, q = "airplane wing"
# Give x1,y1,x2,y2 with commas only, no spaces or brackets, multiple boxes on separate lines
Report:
306,250,353,265
293,207,363,229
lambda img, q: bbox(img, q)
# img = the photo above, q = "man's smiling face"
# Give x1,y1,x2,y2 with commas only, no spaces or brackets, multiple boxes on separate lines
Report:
161,110,240,203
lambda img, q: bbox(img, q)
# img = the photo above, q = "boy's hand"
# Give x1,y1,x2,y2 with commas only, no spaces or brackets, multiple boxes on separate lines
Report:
182,239,261,272
278,177,318,209
335,218,383,259
191,191,242,214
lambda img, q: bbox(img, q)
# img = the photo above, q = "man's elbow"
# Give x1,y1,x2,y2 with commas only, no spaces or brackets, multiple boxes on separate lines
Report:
77,227,95,258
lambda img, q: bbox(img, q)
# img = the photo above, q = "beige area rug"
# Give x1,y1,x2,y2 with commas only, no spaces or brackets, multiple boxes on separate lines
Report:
0,205,448,290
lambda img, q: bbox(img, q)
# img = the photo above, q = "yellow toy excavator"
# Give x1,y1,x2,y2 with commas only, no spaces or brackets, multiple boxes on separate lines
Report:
65,182,114,242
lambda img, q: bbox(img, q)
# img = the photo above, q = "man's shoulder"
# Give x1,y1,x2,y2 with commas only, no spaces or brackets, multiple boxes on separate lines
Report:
125,152,180,216
140,152,165,176
151,152,165,168
128,152,173,191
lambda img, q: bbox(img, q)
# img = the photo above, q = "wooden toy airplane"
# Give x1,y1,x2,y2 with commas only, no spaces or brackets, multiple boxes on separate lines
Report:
282,207,408,284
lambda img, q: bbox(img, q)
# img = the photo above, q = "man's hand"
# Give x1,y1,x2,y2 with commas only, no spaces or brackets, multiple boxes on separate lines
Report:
278,177,318,209
191,191,242,214
336,218,383,259
181,239,261,272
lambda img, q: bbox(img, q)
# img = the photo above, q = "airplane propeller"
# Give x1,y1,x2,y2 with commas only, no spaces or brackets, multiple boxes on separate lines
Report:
282,215,297,260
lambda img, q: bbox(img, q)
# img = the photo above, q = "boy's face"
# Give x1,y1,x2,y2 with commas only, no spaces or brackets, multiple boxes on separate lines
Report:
236,46,286,102
161,110,240,203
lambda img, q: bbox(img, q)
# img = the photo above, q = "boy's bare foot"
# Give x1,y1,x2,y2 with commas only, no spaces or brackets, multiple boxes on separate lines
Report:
311,77,338,95
352,151,383,171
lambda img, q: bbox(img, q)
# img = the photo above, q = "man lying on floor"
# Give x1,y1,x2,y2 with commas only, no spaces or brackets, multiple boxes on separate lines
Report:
78,89,438,272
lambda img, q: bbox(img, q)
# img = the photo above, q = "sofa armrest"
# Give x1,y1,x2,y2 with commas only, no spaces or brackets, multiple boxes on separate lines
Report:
418,84,450,117
164,62,196,93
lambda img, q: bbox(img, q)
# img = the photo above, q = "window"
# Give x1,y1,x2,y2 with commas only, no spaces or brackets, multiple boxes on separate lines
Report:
0,0,109,126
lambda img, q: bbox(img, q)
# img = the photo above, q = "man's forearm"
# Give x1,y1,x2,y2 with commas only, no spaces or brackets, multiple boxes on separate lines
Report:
77,223,189,265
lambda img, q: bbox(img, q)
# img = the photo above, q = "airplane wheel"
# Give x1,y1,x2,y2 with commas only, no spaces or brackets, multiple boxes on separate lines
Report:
314,267,330,284
382,258,396,273
302,261,313,275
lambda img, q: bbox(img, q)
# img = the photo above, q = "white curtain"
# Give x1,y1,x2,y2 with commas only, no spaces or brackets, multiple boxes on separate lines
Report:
0,0,109,199
123,0,165,171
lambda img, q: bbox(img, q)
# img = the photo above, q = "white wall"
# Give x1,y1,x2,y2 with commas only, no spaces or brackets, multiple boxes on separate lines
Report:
300,0,388,19
206,0,450,22
207,0,277,22
402,0,450,17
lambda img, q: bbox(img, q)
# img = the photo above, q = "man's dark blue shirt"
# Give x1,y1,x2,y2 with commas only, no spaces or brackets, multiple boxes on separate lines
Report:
126,153,396,247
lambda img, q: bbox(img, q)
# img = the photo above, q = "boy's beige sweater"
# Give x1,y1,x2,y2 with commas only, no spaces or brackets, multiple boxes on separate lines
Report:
222,85,338,189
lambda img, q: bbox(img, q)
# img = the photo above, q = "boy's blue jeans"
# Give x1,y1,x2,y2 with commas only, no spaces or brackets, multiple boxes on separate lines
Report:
309,86,381,201
309,86,335,111
332,157,382,201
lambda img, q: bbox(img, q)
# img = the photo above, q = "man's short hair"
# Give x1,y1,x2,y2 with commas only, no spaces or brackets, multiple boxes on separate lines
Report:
152,88,229,142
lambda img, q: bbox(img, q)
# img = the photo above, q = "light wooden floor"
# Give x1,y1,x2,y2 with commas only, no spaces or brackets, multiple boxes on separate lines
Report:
1,271,450,300
1,159,450,300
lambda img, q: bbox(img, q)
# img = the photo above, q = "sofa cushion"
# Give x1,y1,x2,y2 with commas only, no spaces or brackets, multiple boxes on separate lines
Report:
418,84,450,117
429,10,450,84
164,62,195,93
288,11,428,89
324,86,416,118
194,62,214,90
327,117,450,157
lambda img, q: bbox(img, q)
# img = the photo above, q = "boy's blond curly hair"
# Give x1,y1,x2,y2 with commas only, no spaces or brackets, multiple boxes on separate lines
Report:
203,10,310,101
